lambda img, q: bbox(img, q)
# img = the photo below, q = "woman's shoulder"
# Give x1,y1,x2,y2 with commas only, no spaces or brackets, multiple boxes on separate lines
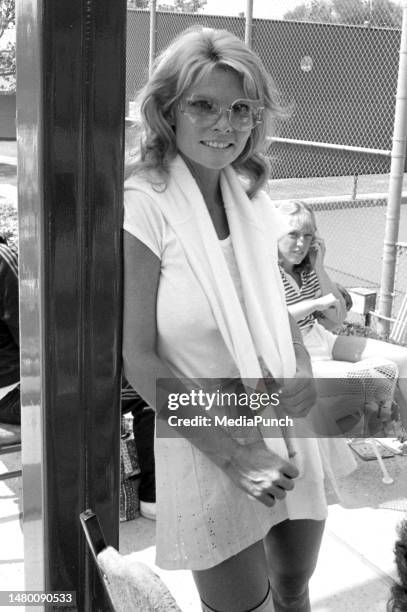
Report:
125,168,166,194
125,166,170,209
124,173,169,246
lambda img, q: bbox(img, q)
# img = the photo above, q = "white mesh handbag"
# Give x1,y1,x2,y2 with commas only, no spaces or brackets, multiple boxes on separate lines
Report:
312,357,398,436
340,357,398,435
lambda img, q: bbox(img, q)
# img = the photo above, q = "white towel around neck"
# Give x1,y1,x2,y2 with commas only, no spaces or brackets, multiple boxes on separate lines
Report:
141,155,296,383
127,156,358,481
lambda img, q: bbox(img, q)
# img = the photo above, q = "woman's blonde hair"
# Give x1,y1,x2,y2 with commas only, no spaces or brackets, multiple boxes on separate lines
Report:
125,26,287,197
277,200,318,233
277,200,318,272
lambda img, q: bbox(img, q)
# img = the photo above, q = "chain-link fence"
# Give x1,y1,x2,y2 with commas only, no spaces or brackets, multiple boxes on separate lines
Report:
126,3,407,339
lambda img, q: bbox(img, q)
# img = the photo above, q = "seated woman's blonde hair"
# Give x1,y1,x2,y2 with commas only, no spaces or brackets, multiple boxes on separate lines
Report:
276,200,318,272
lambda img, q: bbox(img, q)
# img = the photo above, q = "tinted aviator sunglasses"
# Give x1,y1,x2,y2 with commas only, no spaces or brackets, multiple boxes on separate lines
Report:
179,95,264,132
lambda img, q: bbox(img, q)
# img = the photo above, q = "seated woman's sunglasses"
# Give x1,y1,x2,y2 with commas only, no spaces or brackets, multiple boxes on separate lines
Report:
179,95,264,132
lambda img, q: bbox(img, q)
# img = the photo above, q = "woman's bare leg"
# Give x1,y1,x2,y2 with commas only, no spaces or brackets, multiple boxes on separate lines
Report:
193,539,273,612
264,519,325,612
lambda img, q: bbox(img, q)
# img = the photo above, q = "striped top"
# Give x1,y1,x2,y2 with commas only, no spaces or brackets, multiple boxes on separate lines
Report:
279,265,321,330
121,377,150,415
0,243,18,278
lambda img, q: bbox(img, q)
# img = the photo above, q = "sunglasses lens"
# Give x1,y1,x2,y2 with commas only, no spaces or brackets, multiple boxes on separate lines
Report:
230,101,255,131
181,97,262,131
182,98,220,126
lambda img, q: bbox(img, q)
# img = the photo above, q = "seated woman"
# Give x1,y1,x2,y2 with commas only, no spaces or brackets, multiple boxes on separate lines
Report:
276,200,407,429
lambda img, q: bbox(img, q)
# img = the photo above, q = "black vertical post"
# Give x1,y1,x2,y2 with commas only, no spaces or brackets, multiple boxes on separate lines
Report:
17,1,126,609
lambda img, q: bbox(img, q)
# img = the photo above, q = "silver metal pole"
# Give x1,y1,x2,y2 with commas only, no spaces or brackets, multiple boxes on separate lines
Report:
149,0,157,77
377,1,407,337
245,0,254,48
17,0,45,603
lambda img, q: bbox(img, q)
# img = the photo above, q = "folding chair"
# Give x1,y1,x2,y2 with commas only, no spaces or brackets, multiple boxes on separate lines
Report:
80,509,181,612
0,424,22,481
389,291,407,345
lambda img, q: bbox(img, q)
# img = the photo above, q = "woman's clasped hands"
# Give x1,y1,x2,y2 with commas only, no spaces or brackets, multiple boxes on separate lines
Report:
224,370,316,507
225,440,299,507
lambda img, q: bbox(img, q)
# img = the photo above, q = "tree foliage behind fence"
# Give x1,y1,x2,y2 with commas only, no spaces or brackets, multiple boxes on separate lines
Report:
0,0,15,91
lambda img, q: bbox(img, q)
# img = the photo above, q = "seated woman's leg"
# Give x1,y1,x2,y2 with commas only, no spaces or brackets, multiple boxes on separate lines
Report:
193,540,273,612
332,335,407,425
264,518,325,612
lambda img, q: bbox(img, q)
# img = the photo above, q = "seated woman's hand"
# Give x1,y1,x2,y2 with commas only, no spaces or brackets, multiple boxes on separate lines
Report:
309,236,326,269
225,441,299,507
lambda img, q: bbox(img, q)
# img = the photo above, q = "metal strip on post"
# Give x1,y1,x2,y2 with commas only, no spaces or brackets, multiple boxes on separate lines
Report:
16,0,45,601
149,0,157,77
245,0,254,48
377,1,407,336
17,0,126,609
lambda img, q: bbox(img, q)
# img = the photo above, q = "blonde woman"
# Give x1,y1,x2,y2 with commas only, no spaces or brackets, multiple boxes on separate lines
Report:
123,29,348,612
277,200,407,427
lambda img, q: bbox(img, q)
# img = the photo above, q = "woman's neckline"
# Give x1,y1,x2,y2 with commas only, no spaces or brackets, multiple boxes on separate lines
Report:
281,264,303,288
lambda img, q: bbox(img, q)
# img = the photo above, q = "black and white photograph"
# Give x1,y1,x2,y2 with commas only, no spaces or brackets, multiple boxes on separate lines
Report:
0,0,406,610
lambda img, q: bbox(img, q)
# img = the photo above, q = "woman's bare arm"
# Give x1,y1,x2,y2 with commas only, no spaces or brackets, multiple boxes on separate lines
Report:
288,293,339,322
310,239,347,325
122,230,238,459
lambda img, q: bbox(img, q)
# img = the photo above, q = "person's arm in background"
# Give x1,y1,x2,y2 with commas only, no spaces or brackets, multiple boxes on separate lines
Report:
287,293,340,323
309,236,347,326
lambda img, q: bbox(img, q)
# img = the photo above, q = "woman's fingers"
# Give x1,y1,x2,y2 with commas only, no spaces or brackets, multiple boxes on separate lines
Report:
281,460,299,479
255,486,285,507
269,486,286,501
277,473,296,491
228,442,300,507
260,480,292,505
258,493,276,507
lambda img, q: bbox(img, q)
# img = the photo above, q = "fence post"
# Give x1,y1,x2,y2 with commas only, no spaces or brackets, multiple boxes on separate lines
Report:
377,1,407,337
149,0,157,77
245,0,254,48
